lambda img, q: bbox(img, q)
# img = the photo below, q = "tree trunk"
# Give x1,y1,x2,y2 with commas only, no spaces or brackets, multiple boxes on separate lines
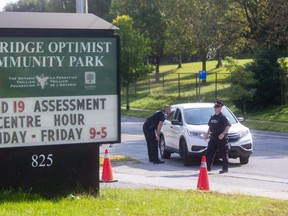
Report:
155,64,160,82
216,49,223,68
155,56,161,82
126,86,130,110
201,54,207,84
177,53,182,69
202,58,207,71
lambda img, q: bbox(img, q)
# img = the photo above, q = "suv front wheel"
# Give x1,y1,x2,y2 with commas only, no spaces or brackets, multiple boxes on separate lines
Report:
159,135,171,159
179,139,192,166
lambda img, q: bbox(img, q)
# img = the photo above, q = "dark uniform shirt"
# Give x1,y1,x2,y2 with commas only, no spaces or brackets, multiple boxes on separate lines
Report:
208,112,231,139
145,110,165,130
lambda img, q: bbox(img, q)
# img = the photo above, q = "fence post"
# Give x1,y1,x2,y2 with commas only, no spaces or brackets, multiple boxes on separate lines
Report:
215,73,218,99
195,75,199,101
178,73,180,97
147,75,150,94
198,76,201,101
196,75,201,101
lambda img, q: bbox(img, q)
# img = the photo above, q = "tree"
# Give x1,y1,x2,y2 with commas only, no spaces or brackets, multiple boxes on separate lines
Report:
4,0,75,12
236,0,288,51
46,0,75,12
186,0,247,71
111,0,251,75
163,0,196,69
265,0,288,50
4,0,48,12
245,49,288,111
4,0,112,18
88,0,112,19
235,0,288,108
113,15,153,110
111,0,168,82
139,1,168,81
226,57,256,114
235,0,268,50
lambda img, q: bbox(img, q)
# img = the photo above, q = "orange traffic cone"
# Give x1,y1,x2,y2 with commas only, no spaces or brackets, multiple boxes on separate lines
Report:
197,156,210,191
101,149,118,182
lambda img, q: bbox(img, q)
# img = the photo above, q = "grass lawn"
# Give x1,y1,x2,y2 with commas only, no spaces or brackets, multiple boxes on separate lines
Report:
0,189,288,216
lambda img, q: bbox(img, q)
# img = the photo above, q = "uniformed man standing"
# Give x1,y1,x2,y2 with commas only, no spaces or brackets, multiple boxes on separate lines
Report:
143,105,171,164
205,101,231,173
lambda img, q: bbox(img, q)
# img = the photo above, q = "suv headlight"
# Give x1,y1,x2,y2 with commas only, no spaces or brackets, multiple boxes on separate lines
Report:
187,130,206,139
239,129,249,138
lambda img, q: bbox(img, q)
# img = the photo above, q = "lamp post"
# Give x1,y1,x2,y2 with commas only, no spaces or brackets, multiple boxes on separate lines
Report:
76,0,88,13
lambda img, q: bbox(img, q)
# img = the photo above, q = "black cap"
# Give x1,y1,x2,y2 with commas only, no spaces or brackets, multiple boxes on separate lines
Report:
213,100,224,108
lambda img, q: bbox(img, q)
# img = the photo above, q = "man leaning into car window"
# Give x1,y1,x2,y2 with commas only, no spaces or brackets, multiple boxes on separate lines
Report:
204,100,231,174
143,105,172,164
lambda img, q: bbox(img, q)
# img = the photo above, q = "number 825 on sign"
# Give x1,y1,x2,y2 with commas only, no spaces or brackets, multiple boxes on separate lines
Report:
31,154,53,167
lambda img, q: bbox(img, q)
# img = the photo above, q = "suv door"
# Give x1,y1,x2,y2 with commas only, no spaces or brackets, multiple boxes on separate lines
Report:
162,109,175,147
169,108,183,149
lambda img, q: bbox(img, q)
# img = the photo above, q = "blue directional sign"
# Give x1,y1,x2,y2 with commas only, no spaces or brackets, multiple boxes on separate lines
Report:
198,70,207,80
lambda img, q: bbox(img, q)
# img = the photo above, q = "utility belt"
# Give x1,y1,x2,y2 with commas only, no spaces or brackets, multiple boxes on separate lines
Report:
210,134,228,141
210,135,219,140
210,132,220,138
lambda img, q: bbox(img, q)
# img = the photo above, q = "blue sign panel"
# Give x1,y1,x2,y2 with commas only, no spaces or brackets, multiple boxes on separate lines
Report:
198,70,207,80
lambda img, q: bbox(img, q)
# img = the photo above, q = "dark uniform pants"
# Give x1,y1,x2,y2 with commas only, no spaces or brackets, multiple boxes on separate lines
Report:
143,122,159,161
206,137,229,171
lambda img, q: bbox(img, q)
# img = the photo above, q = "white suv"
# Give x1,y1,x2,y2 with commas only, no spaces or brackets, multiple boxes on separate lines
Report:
159,103,253,166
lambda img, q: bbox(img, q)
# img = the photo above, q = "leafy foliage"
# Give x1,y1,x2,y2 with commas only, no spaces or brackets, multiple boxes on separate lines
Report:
226,57,256,113
111,0,169,81
4,0,49,12
113,15,153,109
236,0,288,51
4,0,111,16
245,49,288,111
112,15,153,88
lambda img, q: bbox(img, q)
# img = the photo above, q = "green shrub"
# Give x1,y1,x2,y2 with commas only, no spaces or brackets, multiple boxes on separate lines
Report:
244,49,288,111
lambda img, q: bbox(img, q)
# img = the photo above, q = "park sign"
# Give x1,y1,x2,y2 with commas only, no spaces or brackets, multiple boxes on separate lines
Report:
0,37,119,147
0,12,120,196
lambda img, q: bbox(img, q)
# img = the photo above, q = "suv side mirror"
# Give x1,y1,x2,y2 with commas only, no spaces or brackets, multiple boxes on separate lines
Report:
171,120,183,126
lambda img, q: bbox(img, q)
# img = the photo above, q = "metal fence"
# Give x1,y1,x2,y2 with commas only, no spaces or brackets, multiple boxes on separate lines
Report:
128,72,231,102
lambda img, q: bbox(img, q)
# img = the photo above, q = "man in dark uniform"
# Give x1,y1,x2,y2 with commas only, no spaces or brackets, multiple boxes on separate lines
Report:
143,105,171,164
204,101,231,173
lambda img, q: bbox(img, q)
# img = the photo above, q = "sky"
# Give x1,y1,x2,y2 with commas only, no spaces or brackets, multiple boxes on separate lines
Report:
0,0,19,11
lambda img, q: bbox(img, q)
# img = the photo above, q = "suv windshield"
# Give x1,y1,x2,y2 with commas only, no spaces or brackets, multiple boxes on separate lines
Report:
183,107,237,125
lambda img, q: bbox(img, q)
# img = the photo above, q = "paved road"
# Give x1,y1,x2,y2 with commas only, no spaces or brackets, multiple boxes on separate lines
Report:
100,116,288,200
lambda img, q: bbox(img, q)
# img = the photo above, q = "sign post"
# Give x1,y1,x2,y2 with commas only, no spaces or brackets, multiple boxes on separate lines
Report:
198,70,206,101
